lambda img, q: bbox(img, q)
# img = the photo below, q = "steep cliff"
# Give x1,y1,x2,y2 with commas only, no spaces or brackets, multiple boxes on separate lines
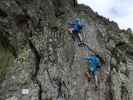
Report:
0,0,133,100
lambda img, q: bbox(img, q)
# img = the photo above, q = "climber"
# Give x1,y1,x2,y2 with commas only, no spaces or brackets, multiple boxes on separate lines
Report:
67,18,85,43
80,48,104,87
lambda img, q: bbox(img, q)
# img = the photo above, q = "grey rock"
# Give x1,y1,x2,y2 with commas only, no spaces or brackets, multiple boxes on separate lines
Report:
0,0,133,100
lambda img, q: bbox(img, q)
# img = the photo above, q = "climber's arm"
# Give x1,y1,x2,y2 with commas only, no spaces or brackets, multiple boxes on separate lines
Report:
80,56,90,64
80,56,91,61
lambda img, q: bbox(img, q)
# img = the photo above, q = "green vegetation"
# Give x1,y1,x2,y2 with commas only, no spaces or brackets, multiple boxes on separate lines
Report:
61,15,68,24
17,48,30,65
0,45,14,80
79,14,93,22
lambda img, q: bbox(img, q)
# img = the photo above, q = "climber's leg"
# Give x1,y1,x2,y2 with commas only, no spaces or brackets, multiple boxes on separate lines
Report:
74,32,82,43
84,63,95,82
71,29,81,42
68,28,76,41
94,70,100,89
84,71,91,82
78,33,82,42
73,31,78,42
88,63,99,88
94,74,98,88
72,34,75,41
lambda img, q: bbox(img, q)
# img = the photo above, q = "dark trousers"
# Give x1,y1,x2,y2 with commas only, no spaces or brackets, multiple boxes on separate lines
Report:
72,32,81,42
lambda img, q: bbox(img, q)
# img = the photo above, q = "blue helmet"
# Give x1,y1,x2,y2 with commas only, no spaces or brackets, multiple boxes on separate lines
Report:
75,18,81,23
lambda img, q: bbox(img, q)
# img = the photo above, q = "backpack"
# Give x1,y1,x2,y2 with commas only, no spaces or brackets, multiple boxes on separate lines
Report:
95,54,104,66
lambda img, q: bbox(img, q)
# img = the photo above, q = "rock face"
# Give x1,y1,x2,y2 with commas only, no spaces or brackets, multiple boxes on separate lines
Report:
0,0,133,100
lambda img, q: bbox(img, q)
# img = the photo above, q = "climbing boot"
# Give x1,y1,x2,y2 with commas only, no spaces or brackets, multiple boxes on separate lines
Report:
78,42,85,47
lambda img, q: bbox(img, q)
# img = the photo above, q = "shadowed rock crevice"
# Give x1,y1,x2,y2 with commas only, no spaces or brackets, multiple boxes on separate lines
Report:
28,39,42,100
0,33,17,57
121,82,129,100
105,72,113,100
15,14,31,30
0,8,8,18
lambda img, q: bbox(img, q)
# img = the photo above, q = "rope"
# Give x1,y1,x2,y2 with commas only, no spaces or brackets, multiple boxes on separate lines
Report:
108,55,112,81
79,43,93,52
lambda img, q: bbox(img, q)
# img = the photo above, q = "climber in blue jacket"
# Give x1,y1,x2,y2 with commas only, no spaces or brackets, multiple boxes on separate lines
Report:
81,54,102,77
80,48,104,87
68,18,85,43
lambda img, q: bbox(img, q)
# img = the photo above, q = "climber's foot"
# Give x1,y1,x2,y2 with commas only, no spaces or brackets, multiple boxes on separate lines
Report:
95,85,98,91
78,42,85,47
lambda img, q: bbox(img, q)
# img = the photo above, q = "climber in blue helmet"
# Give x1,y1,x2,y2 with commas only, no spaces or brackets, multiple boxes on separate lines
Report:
82,54,102,77
80,48,104,84
68,18,85,43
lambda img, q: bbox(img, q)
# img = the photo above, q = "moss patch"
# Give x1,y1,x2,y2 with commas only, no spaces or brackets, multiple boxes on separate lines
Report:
79,14,93,22
0,45,14,79
16,48,30,65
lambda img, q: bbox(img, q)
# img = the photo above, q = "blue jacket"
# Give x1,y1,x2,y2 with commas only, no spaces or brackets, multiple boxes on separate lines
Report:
81,55,102,74
69,20,84,33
